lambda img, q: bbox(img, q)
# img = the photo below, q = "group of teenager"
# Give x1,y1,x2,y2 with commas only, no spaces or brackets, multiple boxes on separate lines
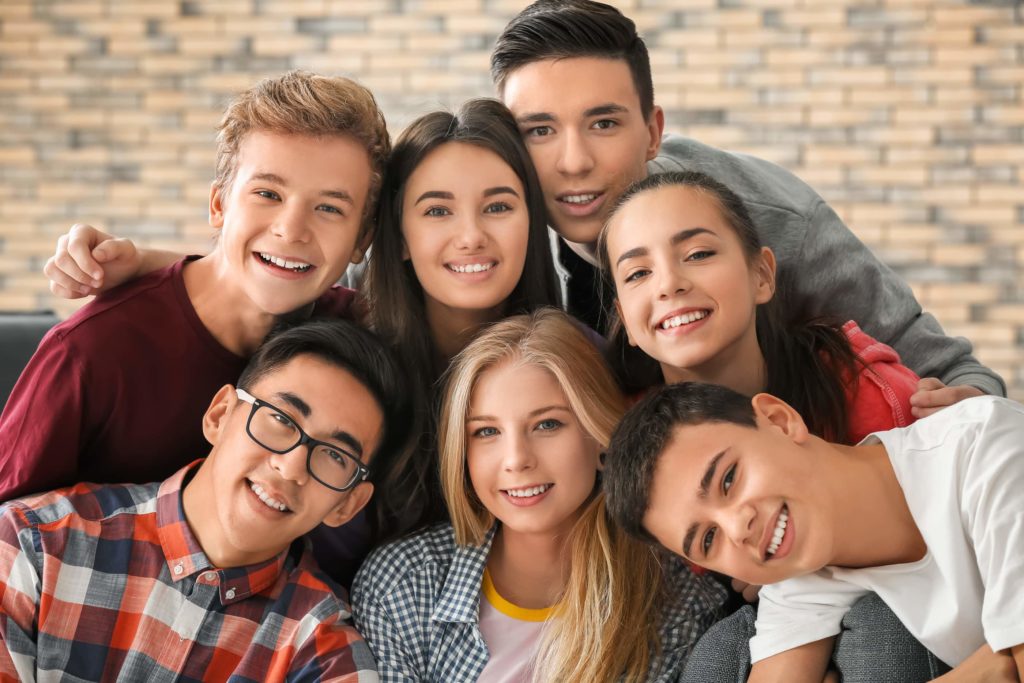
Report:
0,1,1020,681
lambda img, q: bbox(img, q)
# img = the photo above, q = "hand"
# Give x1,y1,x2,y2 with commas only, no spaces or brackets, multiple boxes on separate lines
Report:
43,223,140,299
909,378,984,419
731,577,762,603
933,644,1018,682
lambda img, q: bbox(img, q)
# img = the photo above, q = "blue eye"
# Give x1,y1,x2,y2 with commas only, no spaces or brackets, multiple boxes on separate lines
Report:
425,206,451,217
317,204,343,216
472,426,499,438
484,202,512,214
623,268,650,283
536,418,562,432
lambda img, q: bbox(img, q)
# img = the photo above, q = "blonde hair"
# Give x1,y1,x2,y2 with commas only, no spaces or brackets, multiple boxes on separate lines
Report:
214,70,391,234
438,308,664,682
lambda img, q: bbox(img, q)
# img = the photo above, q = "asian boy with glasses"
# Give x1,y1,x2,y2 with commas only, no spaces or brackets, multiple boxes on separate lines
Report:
0,319,413,682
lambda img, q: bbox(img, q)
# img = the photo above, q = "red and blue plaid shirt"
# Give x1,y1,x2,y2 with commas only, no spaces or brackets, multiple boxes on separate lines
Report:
0,462,378,682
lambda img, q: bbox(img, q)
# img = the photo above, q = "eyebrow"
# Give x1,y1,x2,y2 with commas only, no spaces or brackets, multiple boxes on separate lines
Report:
249,173,354,204
415,186,521,206
514,102,629,126
614,227,716,269
274,391,364,457
467,404,572,423
681,450,726,558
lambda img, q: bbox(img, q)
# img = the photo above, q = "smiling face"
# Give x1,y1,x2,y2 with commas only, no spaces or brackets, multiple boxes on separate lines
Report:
606,185,775,384
642,397,837,586
400,142,530,317
466,359,602,539
210,130,372,315
501,56,663,246
185,354,382,568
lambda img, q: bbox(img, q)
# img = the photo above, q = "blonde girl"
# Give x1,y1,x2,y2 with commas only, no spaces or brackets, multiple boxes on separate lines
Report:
351,308,724,682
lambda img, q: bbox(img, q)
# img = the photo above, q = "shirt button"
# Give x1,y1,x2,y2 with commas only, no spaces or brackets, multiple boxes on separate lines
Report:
173,564,184,575
203,571,217,583
225,588,236,600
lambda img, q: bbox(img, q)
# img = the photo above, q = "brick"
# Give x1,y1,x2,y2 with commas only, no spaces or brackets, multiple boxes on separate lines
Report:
0,147,35,164
805,145,881,165
108,2,181,18
809,66,889,86
893,106,975,126
370,15,443,34
932,6,1013,26
446,15,508,34
181,36,248,55
972,145,1024,164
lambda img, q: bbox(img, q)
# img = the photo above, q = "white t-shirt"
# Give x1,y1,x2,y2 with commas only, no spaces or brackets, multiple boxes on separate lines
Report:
751,396,1024,667
477,568,550,683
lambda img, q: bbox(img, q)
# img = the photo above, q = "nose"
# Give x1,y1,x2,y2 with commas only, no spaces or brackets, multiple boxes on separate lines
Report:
656,261,691,299
271,202,311,243
501,432,536,473
267,445,311,486
554,128,595,177
722,502,757,549
453,214,488,251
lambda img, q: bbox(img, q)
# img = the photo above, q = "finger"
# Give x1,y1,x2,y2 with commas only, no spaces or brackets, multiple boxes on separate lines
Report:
45,252,98,292
92,238,137,265
912,386,961,409
742,585,761,603
915,377,945,392
730,578,748,593
66,223,107,280
911,404,943,419
47,277,89,300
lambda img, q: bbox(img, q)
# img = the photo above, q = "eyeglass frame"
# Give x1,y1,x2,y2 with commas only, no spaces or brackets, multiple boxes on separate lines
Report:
234,388,371,492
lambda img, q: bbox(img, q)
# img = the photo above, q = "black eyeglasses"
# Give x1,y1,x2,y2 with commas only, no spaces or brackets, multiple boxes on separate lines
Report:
235,389,370,492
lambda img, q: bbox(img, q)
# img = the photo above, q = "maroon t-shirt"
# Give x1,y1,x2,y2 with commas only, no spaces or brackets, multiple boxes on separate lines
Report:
0,257,357,501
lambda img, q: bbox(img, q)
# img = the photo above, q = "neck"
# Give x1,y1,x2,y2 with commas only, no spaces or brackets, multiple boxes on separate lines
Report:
184,255,281,356
661,322,767,396
823,441,927,568
181,462,270,569
561,237,599,266
424,296,505,363
486,524,570,609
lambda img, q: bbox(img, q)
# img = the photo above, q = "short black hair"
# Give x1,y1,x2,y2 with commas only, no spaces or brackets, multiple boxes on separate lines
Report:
604,382,756,543
491,0,655,119
237,318,415,485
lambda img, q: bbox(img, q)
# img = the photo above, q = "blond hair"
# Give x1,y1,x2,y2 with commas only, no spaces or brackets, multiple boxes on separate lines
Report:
214,70,390,234
438,308,664,682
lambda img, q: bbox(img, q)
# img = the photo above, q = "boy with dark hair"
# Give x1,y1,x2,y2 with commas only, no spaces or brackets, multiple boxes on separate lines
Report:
0,318,411,681
604,382,1023,683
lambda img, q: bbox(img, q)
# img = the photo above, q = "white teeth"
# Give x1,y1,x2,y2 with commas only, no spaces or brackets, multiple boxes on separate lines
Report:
449,262,495,274
504,484,552,498
660,310,709,329
766,507,789,556
561,193,598,204
259,252,312,272
249,482,290,512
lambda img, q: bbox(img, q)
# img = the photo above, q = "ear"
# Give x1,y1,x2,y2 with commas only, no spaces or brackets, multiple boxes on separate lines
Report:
400,237,410,262
322,482,374,528
209,182,226,229
751,393,810,445
202,384,237,447
613,299,637,347
645,105,665,162
350,228,373,265
752,247,777,305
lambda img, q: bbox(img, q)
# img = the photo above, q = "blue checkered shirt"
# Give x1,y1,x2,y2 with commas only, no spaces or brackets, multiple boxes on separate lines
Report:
351,523,726,682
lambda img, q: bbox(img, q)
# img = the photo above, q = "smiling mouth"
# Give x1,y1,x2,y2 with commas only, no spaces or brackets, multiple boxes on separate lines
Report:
765,504,789,559
659,310,710,330
446,262,496,274
559,193,600,205
248,480,291,513
502,483,553,498
257,252,313,273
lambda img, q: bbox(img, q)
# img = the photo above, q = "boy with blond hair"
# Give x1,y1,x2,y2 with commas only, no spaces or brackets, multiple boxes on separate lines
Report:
0,71,389,502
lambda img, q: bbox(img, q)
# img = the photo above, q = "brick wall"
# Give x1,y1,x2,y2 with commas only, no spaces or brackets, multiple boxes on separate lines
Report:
1,0,1021,399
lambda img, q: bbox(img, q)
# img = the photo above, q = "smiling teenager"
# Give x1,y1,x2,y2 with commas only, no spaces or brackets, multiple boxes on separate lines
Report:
605,382,1024,683
0,318,412,681
0,71,393,585
351,309,725,682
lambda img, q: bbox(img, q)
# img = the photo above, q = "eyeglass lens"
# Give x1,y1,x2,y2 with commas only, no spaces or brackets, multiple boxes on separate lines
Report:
249,404,360,490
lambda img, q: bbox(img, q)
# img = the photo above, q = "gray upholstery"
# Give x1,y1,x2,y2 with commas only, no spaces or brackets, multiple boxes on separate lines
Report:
0,311,59,414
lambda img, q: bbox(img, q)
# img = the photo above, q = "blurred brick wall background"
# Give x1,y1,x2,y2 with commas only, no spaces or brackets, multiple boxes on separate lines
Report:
0,0,1021,398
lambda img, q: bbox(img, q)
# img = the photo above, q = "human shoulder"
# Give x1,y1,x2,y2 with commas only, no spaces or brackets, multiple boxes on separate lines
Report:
313,284,360,321
658,555,728,642
6,480,160,527
353,523,460,600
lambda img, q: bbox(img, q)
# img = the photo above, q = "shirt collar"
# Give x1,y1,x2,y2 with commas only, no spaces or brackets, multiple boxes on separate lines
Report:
432,524,497,624
156,460,290,605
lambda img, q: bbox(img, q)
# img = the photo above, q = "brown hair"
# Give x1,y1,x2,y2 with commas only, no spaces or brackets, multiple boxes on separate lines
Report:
214,70,391,235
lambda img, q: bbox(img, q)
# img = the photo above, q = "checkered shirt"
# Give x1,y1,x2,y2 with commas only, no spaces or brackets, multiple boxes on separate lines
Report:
0,462,378,683
351,523,726,682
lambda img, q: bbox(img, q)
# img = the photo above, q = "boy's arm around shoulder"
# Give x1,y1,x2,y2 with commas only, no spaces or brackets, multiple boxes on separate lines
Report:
0,502,43,682
747,637,836,683
795,199,1004,398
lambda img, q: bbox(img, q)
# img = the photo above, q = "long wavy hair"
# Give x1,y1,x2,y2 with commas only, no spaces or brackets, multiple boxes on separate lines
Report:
438,309,664,682
365,99,561,535
598,170,860,443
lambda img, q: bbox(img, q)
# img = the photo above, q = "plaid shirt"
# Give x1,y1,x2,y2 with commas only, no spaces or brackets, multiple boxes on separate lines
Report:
0,463,378,683
351,523,726,682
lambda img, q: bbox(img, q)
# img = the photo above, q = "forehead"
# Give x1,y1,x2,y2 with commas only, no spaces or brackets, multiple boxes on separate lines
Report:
233,130,372,186
501,56,642,117
405,142,521,192
248,354,384,454
607,187,734,253
470,360,564,416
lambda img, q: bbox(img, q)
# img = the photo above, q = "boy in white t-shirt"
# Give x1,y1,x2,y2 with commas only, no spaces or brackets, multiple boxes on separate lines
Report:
604,382,1023,683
